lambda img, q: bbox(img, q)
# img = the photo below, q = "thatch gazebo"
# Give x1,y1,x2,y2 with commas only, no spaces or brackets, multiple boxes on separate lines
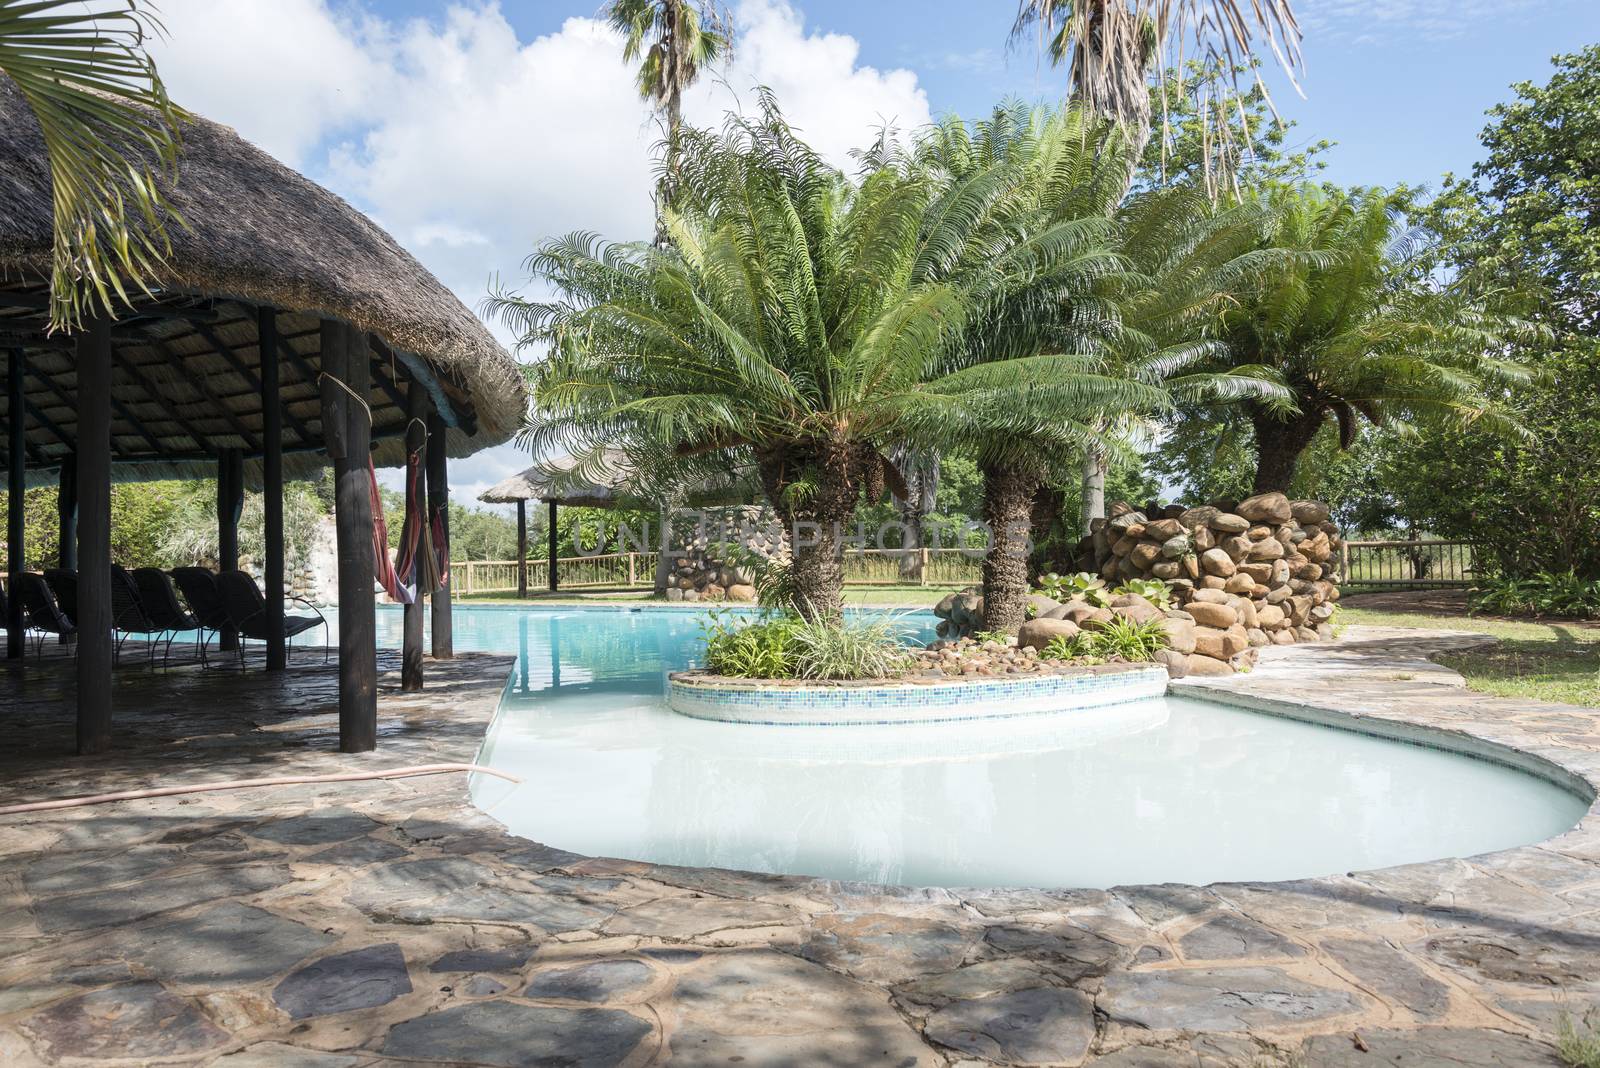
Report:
0,78,525,755
478,449,640,595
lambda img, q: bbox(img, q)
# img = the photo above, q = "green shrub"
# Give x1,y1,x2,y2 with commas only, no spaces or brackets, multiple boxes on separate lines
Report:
1469,571,1600,620
1038,617,1169,664
1034,571,1110,606
701,613,800,678
700,611,912,680
786,613,914,680
1559,1008,1600,1068
1041,632,1100,663
1114,577,1174,608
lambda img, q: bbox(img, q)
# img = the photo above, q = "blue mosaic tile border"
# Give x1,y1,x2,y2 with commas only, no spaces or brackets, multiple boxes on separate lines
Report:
667,667,1169,725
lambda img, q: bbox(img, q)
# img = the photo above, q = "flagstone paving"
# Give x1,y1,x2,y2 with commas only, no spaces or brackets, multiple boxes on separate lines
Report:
1,628,1598,1065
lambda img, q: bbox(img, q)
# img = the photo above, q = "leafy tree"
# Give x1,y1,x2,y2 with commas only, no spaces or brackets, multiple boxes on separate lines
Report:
1210,184,1532,493
0,0,185,328
1425,45,1600,336
495,100,977,619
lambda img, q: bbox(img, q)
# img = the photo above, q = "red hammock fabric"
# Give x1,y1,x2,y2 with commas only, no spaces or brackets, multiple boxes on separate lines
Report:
368,456,443,605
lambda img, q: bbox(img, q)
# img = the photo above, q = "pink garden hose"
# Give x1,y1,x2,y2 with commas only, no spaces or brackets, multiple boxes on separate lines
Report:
0,763,520,816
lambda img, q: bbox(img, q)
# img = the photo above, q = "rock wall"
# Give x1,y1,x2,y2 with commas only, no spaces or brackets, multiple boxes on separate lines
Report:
1082,492,1344,675
932,491,1344,677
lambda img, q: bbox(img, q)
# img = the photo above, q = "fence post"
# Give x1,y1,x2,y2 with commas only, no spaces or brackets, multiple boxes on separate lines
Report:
628,552,636,587
465,561,474,596
1340,540,1350,583
920,547,930,586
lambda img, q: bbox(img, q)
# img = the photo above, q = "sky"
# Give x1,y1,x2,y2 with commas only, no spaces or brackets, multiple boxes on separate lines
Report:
142,0,1600,510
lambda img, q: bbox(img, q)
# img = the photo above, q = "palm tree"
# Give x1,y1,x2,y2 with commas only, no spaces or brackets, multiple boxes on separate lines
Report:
0,0,184,329
1011,0,1304,526
491,99,964,620
603,0,730,246
1218,185,1533,493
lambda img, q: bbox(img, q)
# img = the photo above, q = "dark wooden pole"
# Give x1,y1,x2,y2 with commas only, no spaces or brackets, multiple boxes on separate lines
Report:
216,447,243,651
426,409,452,658
6,348,24,661
260,308,286,671
548,500,558,592
324,321,376,752
401,380,427,692
516,500,528,599
56,456,77,570
76,318,113,754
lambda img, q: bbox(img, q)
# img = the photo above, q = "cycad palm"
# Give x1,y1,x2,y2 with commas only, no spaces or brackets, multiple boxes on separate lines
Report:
1222,185,1533,492
493,100,968,620
0,0,184,328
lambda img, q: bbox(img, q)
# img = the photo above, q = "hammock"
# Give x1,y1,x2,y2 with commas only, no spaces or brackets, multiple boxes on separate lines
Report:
368,454,445,605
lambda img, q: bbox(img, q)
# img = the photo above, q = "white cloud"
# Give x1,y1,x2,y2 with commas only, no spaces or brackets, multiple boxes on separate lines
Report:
147,1,930,505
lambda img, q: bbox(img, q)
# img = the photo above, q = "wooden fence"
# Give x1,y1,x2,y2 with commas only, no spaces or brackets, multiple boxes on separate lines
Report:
450,540,1481,595
450,548,984,594
1340,539,1477,589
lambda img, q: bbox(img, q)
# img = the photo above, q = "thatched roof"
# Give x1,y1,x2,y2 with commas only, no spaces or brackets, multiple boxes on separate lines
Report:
0,77,525,488
480,449,639,508
480,448,765,510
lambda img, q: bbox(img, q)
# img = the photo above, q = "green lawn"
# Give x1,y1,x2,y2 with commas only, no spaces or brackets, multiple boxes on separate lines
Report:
1338,604,1600,707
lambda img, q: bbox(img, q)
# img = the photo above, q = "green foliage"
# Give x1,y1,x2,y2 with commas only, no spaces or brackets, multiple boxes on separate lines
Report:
1034,572,1109,606
1041,631,1099,663
699,610,912,680
1559,1008,1600,1068
1114,578,1173,609
700,612,800,678
1039,617,1169,663
787,613,914,680
1087,615,1171,661
1469,572,1600,621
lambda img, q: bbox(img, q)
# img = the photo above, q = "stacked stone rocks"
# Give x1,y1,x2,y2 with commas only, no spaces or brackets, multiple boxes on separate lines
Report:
662,556,758,603
1082,491,1343,676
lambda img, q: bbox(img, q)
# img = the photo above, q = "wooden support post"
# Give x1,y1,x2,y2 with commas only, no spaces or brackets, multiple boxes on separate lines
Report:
56,457,76,570
6,348,24,660
216,448,243,651
401,380,427,692
260,308,287,671
324,321,376,752
426,409,452,658
547,500,558,592
76,318,113,754
516,500,528,599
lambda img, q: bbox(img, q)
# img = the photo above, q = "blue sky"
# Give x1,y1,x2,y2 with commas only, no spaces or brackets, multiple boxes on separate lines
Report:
376,0,1600,190
149,1,1600,506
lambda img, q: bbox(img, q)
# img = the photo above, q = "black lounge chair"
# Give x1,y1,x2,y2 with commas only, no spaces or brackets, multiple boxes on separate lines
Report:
216,570,327,667
132,567,203,665
13,572,75,654
111,564,177,666
43,568,78,636
171,566,231,665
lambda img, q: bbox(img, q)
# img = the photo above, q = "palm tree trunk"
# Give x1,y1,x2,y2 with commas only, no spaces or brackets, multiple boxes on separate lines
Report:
757,442,859,623
1251,410,1324,494
1079,444,1107,536
981,459,1042,633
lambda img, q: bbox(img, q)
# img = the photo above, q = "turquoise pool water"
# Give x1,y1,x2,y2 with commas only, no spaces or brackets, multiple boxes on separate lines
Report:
374,605,1588,889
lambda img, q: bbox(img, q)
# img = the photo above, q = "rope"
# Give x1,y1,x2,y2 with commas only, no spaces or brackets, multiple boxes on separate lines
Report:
318,371,373,424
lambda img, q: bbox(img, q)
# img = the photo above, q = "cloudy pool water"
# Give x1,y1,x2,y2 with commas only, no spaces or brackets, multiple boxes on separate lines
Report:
374,605,1586,889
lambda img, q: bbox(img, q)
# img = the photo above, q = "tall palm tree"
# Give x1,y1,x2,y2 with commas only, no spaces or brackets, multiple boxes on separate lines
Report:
604,0,730,246
1011,0,1304,527
1218,185,1534,493
0,0,184,329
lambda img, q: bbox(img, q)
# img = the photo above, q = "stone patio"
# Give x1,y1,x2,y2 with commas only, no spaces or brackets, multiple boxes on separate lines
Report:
1,627,1598,1066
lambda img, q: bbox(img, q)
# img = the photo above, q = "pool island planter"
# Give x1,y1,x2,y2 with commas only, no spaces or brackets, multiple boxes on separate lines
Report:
666,663,1168,725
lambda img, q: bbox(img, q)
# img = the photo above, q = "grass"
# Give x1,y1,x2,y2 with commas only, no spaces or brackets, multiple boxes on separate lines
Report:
1559,1009,1600,1068
1339,602,1600,707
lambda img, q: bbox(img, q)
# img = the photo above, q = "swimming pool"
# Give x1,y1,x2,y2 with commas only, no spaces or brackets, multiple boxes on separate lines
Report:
375,604,1588,889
